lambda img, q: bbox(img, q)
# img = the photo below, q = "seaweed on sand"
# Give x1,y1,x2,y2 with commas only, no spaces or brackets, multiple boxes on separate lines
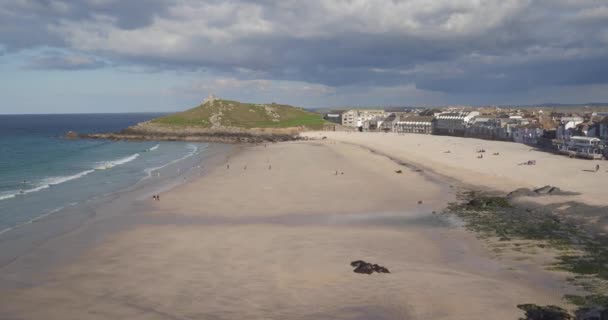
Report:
445,190,608,314
446,190,608,282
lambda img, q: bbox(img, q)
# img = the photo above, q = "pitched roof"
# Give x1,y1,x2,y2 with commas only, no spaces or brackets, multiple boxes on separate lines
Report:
397,115,434,123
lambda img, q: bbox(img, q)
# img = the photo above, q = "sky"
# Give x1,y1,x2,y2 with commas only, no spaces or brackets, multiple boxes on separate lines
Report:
1,0,608,114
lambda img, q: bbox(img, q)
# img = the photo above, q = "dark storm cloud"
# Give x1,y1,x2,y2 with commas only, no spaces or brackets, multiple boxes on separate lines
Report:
1,0,608,98
0,0,173,50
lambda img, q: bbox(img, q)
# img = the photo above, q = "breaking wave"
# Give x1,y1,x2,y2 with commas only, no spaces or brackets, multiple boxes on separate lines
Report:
95,153,140,170
143,144,201,178
0,153,141,202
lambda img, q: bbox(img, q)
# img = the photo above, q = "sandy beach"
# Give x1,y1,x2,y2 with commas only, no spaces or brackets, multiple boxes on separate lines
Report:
305,132,608,233
303,132,608,203
0,139,581,319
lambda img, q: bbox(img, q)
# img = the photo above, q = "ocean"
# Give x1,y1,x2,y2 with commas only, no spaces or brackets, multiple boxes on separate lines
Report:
0,113,210,236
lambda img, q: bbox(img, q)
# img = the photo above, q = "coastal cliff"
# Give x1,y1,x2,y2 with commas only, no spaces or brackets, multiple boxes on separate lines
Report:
79,96,326,143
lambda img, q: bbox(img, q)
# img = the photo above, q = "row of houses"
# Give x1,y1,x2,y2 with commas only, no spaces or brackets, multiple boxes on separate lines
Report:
329,108,608,159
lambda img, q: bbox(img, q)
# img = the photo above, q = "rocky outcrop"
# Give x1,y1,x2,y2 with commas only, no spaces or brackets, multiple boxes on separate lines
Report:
350,260,390,275
517,304,572,320
77,121,305,144
507,185,578,198
65,131,79,139
517,304,608,320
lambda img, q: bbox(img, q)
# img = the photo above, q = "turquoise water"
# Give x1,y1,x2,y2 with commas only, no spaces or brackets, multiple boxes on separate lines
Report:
0,114,207,234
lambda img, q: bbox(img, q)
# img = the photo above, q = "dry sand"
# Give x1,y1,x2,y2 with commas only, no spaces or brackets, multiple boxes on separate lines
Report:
302,132,608,234
0,141,572,320
303,131,608,205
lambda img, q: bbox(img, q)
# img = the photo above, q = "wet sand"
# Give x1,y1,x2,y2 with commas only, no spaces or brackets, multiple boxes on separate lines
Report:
0,142,570,319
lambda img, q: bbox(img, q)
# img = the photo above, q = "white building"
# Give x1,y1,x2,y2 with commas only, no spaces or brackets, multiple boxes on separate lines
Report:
600,117,608,140
557,118,584,140
434,111,480,136
341,109,386,128
395,115,434,134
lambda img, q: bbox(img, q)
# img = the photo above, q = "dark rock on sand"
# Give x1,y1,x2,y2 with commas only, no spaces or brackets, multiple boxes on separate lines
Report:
507,185,577,199
517,304,572,320
535,185,557,195
372,264,390,273
575,307,608,320
350,260,390,275
354,263,374,274
508,188,539,198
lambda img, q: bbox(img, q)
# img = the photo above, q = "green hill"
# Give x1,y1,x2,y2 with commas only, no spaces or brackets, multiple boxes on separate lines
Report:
152,97,325,129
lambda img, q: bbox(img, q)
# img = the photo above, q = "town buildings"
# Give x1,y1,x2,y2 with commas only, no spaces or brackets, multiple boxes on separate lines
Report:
328,105,608,159
323,112,343,124
341,109,385,129
433,111,480,136
394,115,434,134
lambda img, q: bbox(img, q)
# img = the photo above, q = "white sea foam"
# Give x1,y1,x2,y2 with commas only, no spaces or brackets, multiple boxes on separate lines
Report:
0,169,98,203
1,151,146,203
0,193,16,201
149,144,160,151
42,170,96,186
25,206,64,224
143,144,202,178
0,202,80,236
95,153,140,170
0,227,14,236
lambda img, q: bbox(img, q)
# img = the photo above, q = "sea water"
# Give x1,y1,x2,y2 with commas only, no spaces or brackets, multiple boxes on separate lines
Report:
0,113,208,235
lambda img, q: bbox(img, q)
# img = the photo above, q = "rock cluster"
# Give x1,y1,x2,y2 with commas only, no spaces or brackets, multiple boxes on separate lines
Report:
518,304,608,320
65,131,79,139
575,307,608,320
350,260,390,275
517,304,572,320
507,185,576,198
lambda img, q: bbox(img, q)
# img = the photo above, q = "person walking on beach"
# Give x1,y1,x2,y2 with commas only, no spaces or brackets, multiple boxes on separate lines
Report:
596,164,600,172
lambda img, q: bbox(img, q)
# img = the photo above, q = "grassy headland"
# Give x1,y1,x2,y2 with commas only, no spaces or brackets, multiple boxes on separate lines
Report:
152,98,326,129
80,98,326,143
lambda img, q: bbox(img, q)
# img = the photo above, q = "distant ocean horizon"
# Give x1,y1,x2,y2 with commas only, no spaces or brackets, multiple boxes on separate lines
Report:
0,113,208,235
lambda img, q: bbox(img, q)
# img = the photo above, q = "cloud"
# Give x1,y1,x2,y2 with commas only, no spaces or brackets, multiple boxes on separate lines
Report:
1,0,608,104
174,78,335,98
26,51,107,70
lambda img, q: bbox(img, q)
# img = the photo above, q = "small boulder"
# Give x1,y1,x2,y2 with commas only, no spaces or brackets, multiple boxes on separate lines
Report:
517,304,572,320
350,260,390,275
575,307,608,320
507,188,536,198
534,185,554,195
353,263,374,275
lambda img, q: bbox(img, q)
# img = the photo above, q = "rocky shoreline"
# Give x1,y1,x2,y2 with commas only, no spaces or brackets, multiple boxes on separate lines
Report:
444,189,608,319
69,121,307,144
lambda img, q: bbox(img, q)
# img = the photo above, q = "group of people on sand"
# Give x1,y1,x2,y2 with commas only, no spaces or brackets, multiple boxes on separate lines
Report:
227,163,272,170
519,160,537,165
476,148,498,158
152,194,160,201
